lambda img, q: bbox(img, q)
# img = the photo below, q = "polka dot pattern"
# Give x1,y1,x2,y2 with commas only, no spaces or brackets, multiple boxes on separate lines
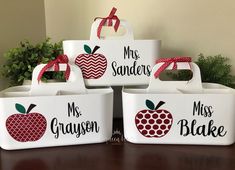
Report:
135,109,173,138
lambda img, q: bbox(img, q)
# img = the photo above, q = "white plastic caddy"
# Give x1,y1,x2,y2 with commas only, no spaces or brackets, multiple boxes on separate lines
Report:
63,19,161,86
0,64,113,150
122,62,235,145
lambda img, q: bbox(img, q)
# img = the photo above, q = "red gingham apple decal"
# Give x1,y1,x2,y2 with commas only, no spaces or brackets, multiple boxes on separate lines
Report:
135,100,173,138
75,45,107,79
6,103,47,142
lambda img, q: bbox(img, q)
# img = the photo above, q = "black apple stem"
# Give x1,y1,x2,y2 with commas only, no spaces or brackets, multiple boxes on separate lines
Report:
91,46,100,54
27,104,37,113
155,101,165,110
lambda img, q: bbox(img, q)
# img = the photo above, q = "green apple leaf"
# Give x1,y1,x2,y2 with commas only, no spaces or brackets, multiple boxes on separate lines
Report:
84,45,92,54
146,100,155,110
15,103,26,113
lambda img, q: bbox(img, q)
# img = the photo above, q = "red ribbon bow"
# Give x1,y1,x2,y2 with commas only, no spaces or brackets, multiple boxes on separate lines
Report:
95,7,120,39
154,57,192,78
37,54,71,82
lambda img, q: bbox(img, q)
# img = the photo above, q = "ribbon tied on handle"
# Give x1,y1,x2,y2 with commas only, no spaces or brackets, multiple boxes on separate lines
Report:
154,57,192,78
37,54,71,82
95,7,120,39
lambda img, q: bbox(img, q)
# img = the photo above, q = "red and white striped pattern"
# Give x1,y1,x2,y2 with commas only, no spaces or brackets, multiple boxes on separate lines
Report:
75,54,107,79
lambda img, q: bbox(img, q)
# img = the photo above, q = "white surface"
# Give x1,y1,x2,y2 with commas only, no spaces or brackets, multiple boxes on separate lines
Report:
147,62,202,93
31,64,86,96
0,65,113,150
90,19,134,40
63,20,161,86
122,62,235,145
63,40,160,86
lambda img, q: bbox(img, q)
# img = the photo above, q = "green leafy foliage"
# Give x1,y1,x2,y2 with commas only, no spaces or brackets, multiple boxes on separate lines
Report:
167,54,235,88
1,38,64,86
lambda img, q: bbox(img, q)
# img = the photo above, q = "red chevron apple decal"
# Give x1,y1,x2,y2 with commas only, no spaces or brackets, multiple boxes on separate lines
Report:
75,45,107,79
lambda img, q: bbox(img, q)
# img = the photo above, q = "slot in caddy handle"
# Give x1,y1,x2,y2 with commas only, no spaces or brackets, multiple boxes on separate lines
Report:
90,19,134,40
31,64,86,96
147,62,203,93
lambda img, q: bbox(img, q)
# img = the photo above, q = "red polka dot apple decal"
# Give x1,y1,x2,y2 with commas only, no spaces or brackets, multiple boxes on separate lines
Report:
75,45,107,79
6,103,47,142
135,100,173,138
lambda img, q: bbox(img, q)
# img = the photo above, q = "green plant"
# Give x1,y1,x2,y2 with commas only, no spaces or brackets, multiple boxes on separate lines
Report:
167,54,235,88
1,38,64,86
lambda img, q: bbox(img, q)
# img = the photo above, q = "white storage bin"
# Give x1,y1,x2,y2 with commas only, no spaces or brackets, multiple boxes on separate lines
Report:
63,19,161,86
122,61,235,145
0,64,113,150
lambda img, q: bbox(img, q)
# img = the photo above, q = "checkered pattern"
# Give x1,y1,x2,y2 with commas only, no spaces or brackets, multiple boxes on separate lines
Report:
6,113,47,142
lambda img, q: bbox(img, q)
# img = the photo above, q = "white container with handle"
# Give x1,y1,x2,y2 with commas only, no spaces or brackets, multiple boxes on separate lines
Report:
122,60,235,145
0,63,113,150
63,18,161,86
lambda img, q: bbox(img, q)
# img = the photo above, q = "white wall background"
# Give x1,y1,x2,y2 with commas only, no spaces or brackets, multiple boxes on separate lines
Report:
44,0,235,64
0,0,46,89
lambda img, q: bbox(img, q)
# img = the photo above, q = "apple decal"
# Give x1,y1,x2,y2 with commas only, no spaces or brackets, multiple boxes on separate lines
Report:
75,45,107,79
135,100,173,138
6,103,47,142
